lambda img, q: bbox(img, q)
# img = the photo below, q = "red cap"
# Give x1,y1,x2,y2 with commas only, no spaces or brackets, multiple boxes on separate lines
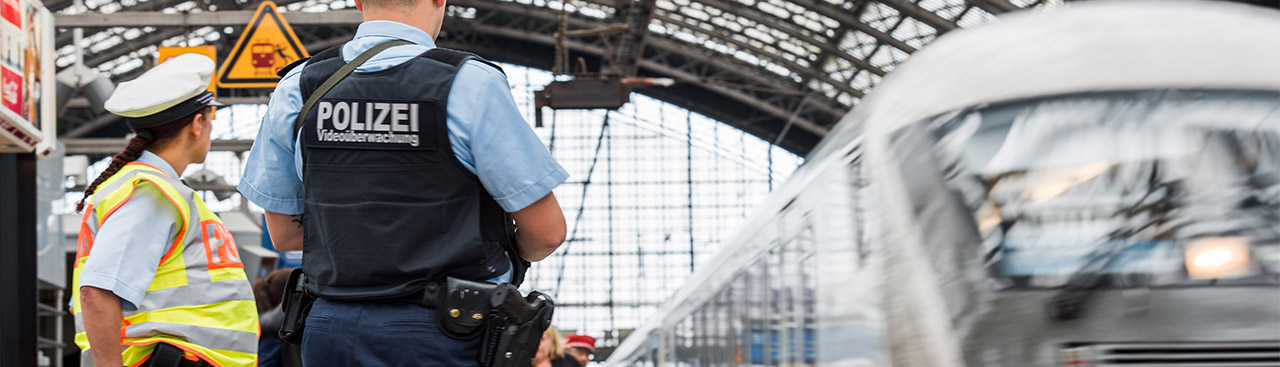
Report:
565,335,596,351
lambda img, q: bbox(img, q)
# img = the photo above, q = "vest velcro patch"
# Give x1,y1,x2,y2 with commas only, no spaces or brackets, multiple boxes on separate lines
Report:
302,98,438,151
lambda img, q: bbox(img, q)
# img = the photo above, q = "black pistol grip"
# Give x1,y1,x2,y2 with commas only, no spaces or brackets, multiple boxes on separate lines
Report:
493,291,539,324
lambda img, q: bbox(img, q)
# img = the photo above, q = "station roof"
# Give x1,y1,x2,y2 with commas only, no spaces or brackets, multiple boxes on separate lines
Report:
52,0,1211,153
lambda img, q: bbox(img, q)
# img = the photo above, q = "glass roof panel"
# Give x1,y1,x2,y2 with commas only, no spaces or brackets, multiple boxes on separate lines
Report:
957,6,997,27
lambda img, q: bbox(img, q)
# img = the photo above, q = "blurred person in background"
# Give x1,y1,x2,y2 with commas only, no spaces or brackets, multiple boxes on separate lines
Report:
564,334,597,365
534,326,581,367
255,269,301,367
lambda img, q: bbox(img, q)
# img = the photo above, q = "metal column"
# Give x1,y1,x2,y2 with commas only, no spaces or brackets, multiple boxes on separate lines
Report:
1,153,38,367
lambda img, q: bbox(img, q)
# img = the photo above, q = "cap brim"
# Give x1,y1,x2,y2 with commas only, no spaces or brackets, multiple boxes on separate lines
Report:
566,343,594,351
207,98,227,107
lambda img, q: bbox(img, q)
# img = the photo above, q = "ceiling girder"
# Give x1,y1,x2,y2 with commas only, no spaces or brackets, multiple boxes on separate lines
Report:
788,0,921,53
51,0,1039,152
447,0,843,121
691,0,891,76
650,12,862,99
966,0,1019,14
54,9,362,28
877,0,959,33
448,21,831,138
611,0,657,77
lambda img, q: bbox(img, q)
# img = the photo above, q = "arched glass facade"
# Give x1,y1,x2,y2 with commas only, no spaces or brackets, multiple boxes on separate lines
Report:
72,63,803,346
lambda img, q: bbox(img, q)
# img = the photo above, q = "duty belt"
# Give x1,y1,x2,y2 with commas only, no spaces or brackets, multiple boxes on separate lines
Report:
278,270,554,367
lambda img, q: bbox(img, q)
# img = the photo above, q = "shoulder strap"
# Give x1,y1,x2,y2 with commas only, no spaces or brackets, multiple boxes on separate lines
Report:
275,44,342,78
293,39,413,142
275,57,310,78
422,48,505,75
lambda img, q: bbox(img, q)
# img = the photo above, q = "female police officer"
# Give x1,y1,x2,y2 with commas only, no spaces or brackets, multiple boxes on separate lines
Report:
71,54,259,367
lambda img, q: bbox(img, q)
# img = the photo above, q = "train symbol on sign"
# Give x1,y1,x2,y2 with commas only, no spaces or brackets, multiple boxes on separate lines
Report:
216,1,310,88
250,39,296,75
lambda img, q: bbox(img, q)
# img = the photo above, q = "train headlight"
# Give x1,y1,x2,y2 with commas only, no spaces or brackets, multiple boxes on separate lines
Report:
1185,237,1251,279
1058,346,1094,366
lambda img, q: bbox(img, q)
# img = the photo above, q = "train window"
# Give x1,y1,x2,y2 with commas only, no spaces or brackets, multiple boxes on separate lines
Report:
895,90,1280,288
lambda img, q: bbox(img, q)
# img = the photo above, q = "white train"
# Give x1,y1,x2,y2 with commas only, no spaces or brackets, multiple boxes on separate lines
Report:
605,2,1280,366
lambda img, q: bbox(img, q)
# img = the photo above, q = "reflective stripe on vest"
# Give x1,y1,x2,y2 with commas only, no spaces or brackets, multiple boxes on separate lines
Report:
71,162,259,367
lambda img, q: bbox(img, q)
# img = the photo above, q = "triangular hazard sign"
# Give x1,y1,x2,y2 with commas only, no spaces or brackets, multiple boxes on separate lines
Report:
216,1,309,88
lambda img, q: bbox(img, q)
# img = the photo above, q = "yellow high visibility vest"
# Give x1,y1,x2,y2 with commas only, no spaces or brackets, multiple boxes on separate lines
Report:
71,162,259,367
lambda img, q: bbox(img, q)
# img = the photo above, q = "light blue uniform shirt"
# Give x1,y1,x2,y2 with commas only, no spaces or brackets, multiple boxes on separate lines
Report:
78,151,181,311
239,21,568,283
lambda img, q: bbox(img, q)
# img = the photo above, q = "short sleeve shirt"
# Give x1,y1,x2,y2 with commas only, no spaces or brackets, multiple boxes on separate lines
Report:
76,151,182,311
238,20,568,215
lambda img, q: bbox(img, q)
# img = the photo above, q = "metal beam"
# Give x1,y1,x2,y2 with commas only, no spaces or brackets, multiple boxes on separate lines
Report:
692,0,893,76
613,0,657,77
456,22,831,136
63,114,121,139
82,27,185,69
62,138,256,154
449,0,845,128
67,96,269,108
966,0,1020,14
451,0,819,104
0,154,37,367
877,0,959,34
54,9,362,28
60,0,842,149
652,12,864,99
0,153,36,367
791,0,927,51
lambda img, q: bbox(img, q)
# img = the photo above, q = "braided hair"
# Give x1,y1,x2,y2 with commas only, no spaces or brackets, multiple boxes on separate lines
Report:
75,107,212,212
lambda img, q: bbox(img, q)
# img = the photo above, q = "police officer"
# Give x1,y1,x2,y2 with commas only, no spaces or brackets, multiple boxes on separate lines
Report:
237,0,569,364
72,54,259,367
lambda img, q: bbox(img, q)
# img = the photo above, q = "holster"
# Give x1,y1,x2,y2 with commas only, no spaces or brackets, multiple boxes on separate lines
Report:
278,268,315,345
435,278,555,367
479,283,554,367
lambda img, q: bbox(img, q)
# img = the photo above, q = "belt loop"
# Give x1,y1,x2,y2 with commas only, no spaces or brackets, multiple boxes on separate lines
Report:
422,281,442,308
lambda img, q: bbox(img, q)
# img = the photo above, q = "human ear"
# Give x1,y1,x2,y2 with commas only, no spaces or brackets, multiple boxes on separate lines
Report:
190,114,207,139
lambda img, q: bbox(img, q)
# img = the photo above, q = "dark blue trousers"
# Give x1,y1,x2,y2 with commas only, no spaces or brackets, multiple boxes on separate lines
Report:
302,298,482,367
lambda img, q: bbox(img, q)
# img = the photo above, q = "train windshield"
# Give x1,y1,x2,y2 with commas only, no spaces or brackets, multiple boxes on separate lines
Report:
929,91,1280,288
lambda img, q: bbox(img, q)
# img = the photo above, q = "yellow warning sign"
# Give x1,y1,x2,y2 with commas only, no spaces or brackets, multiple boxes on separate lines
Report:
158,46,217,93
216,1,308,88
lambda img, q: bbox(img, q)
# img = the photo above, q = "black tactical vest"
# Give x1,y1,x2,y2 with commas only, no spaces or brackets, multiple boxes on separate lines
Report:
294,43,521,301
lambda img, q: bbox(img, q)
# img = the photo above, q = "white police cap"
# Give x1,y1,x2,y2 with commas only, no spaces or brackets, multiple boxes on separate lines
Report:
104,53,225,129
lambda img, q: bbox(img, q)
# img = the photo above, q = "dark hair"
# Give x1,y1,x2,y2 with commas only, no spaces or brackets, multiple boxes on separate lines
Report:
253,268,294,313
75,107,211,212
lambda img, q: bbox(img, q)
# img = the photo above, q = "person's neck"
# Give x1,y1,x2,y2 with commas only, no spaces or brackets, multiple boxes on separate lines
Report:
148,146,191,177
362,10,441,39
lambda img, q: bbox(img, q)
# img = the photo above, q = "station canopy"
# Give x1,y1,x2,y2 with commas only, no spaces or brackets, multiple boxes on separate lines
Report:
51,0,1068,154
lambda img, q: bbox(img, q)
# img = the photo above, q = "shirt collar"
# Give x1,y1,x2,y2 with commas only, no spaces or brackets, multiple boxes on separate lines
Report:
136,150,181,178
353,21,437,48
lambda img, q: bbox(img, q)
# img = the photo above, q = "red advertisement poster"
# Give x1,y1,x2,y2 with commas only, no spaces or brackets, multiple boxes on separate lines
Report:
1,0,18,27
2,66,21,115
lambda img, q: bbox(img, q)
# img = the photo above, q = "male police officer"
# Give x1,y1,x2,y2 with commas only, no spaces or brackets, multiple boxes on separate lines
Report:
237,0,569,364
